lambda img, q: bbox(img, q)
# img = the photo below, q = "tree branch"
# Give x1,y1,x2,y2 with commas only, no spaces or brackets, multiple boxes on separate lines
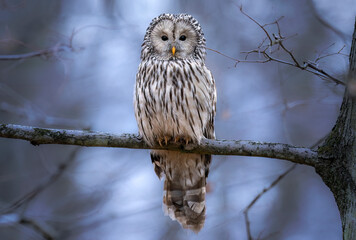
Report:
19,218,54,240
0,44,74,61
0,124,318,166
208,6,346,86
244,164,297,240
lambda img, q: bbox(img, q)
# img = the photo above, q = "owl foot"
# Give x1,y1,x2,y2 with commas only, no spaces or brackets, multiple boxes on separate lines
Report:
174,136,191,145
157,136,171,147
157,137,164,147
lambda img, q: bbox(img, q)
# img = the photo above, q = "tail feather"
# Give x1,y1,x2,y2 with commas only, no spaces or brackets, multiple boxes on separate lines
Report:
163,177,206,232
151,150,210,233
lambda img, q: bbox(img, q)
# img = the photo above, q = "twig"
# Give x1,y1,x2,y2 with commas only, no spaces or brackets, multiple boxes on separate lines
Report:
243,164,297,240
19,218,54,240
206,47,239,62
0,123,319,166
315,44,347,63
304,62,345,85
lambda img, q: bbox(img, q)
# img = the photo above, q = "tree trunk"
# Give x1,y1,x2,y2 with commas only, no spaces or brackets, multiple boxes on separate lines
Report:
317,18,356,240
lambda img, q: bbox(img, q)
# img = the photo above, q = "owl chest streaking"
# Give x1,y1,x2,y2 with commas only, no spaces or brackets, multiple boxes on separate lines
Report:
134,14,216,232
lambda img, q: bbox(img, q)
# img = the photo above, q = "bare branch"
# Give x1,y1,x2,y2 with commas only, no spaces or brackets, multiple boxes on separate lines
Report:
304,62,345,85
314,44,347,63
0,44,75,61
0,124,318,166
244,164,297,240
19,218,54,240
208,7,346,86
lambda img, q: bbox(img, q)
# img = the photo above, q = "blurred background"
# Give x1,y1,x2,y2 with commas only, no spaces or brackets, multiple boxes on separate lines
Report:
0,0,355,239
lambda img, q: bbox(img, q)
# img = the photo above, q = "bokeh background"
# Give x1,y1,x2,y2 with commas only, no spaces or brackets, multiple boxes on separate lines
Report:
0,0,355,239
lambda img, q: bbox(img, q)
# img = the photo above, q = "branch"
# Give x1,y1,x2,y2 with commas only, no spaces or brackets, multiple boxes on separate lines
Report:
0,124,318,166
0,44,74,61
239,7,345,85
244,164,297,240
0,214,55,240
0,24,119,62
19,218,54,240
208,6,346,86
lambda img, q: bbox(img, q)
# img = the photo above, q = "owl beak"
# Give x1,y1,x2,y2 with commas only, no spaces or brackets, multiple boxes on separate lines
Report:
171,46,176,56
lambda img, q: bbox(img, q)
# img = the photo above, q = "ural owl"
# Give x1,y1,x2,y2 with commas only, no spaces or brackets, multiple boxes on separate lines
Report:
134,13,216,232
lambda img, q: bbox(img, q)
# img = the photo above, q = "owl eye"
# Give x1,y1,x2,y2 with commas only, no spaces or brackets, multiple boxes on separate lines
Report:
161,36,168,41
179,35,186,41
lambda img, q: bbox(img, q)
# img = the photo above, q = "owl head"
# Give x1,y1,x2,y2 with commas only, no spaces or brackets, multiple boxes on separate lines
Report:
141,14,206,61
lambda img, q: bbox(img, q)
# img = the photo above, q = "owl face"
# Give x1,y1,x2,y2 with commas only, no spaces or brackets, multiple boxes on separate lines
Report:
150,19,198,60
142,14,206,61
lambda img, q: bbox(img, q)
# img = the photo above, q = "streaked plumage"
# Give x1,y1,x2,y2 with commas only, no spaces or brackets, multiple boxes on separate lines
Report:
134,13,216,232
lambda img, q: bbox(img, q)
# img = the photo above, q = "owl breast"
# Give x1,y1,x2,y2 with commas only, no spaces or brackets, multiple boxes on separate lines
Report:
134,58,214,146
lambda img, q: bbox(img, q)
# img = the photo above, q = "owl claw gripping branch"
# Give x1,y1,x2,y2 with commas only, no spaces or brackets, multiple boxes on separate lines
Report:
157,135,171,146
134,13,217,232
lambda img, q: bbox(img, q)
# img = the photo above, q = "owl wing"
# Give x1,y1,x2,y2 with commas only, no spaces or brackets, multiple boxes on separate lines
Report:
201,68,216,179
203,69,217,141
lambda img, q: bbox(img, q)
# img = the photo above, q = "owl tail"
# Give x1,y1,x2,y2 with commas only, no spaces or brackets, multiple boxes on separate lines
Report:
163,175,206,233
151,151,210,233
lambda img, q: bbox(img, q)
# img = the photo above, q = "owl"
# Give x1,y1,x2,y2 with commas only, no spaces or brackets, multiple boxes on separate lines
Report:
134,13,216,232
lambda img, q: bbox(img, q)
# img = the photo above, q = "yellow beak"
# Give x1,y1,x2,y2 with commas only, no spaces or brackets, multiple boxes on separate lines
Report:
172,46,176,56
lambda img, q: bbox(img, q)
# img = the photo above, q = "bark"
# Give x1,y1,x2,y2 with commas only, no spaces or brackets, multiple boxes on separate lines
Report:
317,18,356,240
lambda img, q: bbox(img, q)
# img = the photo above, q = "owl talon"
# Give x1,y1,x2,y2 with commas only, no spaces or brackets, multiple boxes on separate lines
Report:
164,136,169,145
173,136,191,145
157,138,163,147
157,136,171,146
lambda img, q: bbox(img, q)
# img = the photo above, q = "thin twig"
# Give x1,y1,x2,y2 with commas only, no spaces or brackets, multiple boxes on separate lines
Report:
315,45,347,63
206,47,239,62
244,164,297,240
